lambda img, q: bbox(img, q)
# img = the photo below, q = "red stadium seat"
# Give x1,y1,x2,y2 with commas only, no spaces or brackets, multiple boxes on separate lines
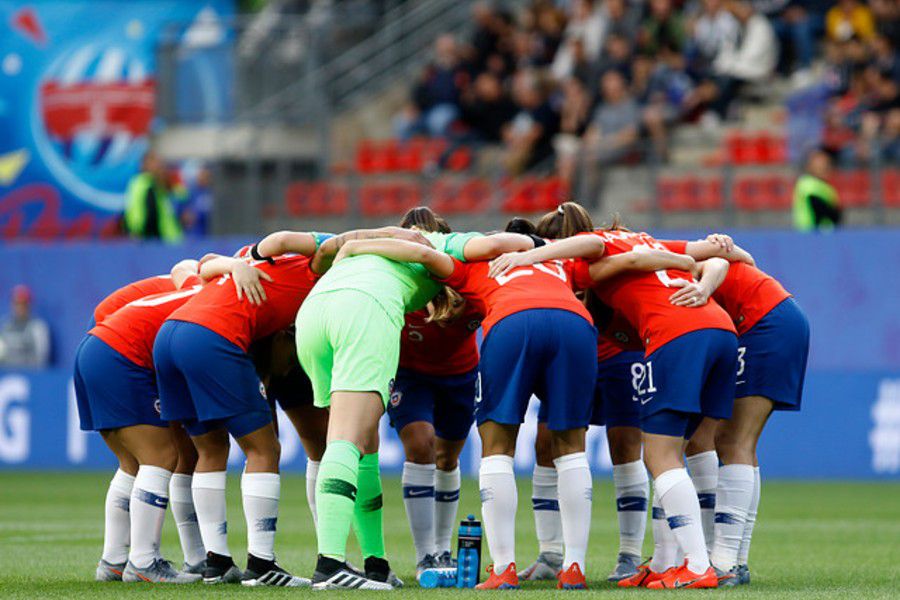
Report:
658,176,723,211
360,181,421,216
285,181,349,216
882,170,900,207
831,170,871,208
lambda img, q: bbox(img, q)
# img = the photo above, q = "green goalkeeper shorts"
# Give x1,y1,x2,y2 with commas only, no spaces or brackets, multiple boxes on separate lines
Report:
295,289,401,408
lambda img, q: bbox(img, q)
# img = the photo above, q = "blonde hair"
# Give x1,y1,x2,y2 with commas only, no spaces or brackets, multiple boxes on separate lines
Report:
427,287,466,324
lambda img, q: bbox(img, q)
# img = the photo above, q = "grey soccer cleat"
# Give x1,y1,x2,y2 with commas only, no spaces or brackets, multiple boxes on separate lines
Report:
95,558,126,582
518,551,563,581
415,554,438,581
737,564,751,585
607,552,642,582
435,550,457,569
714,565,741,587
180,559,206,576
122,558,202,583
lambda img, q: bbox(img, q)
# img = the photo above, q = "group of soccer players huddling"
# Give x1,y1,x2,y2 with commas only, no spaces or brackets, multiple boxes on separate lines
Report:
75,201,809,590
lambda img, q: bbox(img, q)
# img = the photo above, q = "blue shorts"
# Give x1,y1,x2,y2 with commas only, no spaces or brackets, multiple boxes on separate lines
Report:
593,351,645,428
478,309,597,431
736,298,810,410
640,328,738,429
387,367,477,441
153,320,272,438
537,350,644,428
74,335,165,431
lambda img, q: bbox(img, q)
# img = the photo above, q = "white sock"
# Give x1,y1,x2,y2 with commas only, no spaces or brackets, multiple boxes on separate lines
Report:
737,466,761,566
435,466,461,555
531,465,563,555
710,464,755,571
686,450,718,550
649,489,679,573
554,452,592,572
101,469,134,564
192,471,230,557
129,465,172,568
613,460,649,558
242,471,280,561
306,460,319,526
655,467,710,574
479,455,516,574
402,461,436,562
169,474,206,566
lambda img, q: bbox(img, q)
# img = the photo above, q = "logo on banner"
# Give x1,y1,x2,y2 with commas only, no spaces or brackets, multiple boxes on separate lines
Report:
0,375,30,463
33,44,154,211
870,379,900,474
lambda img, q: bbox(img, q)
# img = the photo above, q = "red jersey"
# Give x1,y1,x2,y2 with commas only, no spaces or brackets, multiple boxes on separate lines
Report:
93,275,174,324
440,258,593,337
90,276,203,369
168,254,318,351
399,307,482,376
579,230,735,355
596,311,644,362
711,261,791,336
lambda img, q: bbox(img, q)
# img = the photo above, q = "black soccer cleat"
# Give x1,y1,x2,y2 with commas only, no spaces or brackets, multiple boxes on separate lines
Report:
241,553,310,587
311,555,393,590
202,551,242,584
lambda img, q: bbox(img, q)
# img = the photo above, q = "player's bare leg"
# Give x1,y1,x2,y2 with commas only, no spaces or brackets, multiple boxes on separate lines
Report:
398,421,438,573
95,431,138,581
550,427,591,589
712,396,773,584
519,424,564,581
607,425,649,581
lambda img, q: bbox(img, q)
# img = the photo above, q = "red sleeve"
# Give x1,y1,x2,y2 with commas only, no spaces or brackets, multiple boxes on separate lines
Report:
437,257,468,288
568,258,594,291
179,275,203,288
659,239,688,253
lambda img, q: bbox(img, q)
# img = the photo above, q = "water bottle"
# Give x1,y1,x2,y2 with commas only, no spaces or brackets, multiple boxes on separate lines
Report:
455,514,482,588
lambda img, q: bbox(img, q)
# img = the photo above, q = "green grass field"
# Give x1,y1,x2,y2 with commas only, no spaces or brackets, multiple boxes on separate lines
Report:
1,473,898,599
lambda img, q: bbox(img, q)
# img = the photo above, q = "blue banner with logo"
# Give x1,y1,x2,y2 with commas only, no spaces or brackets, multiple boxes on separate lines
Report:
0,0,232,238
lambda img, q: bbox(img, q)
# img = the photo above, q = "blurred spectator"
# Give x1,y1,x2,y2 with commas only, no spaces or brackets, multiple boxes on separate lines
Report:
870,0,900,42
826,0,875,42
124,151,185,243
793,149,842,231
181,166,213,237
686,0,778,121
633,54,694,159
502,70,560,173
639,0,687,56
584,70,641,164
393,35,468,140
553,77,594,181
459,72,518,142
551,0,605,80
752,0,822,84
688,0,741,77
0,285,51,368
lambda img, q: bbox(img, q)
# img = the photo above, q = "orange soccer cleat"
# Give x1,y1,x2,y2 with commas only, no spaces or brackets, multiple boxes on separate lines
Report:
617,561,674,588
646,561,718,589
476,563,520,590
557,562,588,590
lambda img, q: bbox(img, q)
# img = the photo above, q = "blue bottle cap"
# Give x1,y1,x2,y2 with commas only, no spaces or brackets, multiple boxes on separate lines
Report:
467,514,475,520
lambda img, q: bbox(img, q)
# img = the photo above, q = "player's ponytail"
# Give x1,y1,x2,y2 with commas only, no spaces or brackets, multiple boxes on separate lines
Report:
400,206,451,233
600,212,630,232
536,201,594,239
427,287,465,324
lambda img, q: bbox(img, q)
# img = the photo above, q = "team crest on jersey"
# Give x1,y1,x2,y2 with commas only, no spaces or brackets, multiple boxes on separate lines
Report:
259,382,268,400
467,319,482,332
614,331,630,343
153,399,161,416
